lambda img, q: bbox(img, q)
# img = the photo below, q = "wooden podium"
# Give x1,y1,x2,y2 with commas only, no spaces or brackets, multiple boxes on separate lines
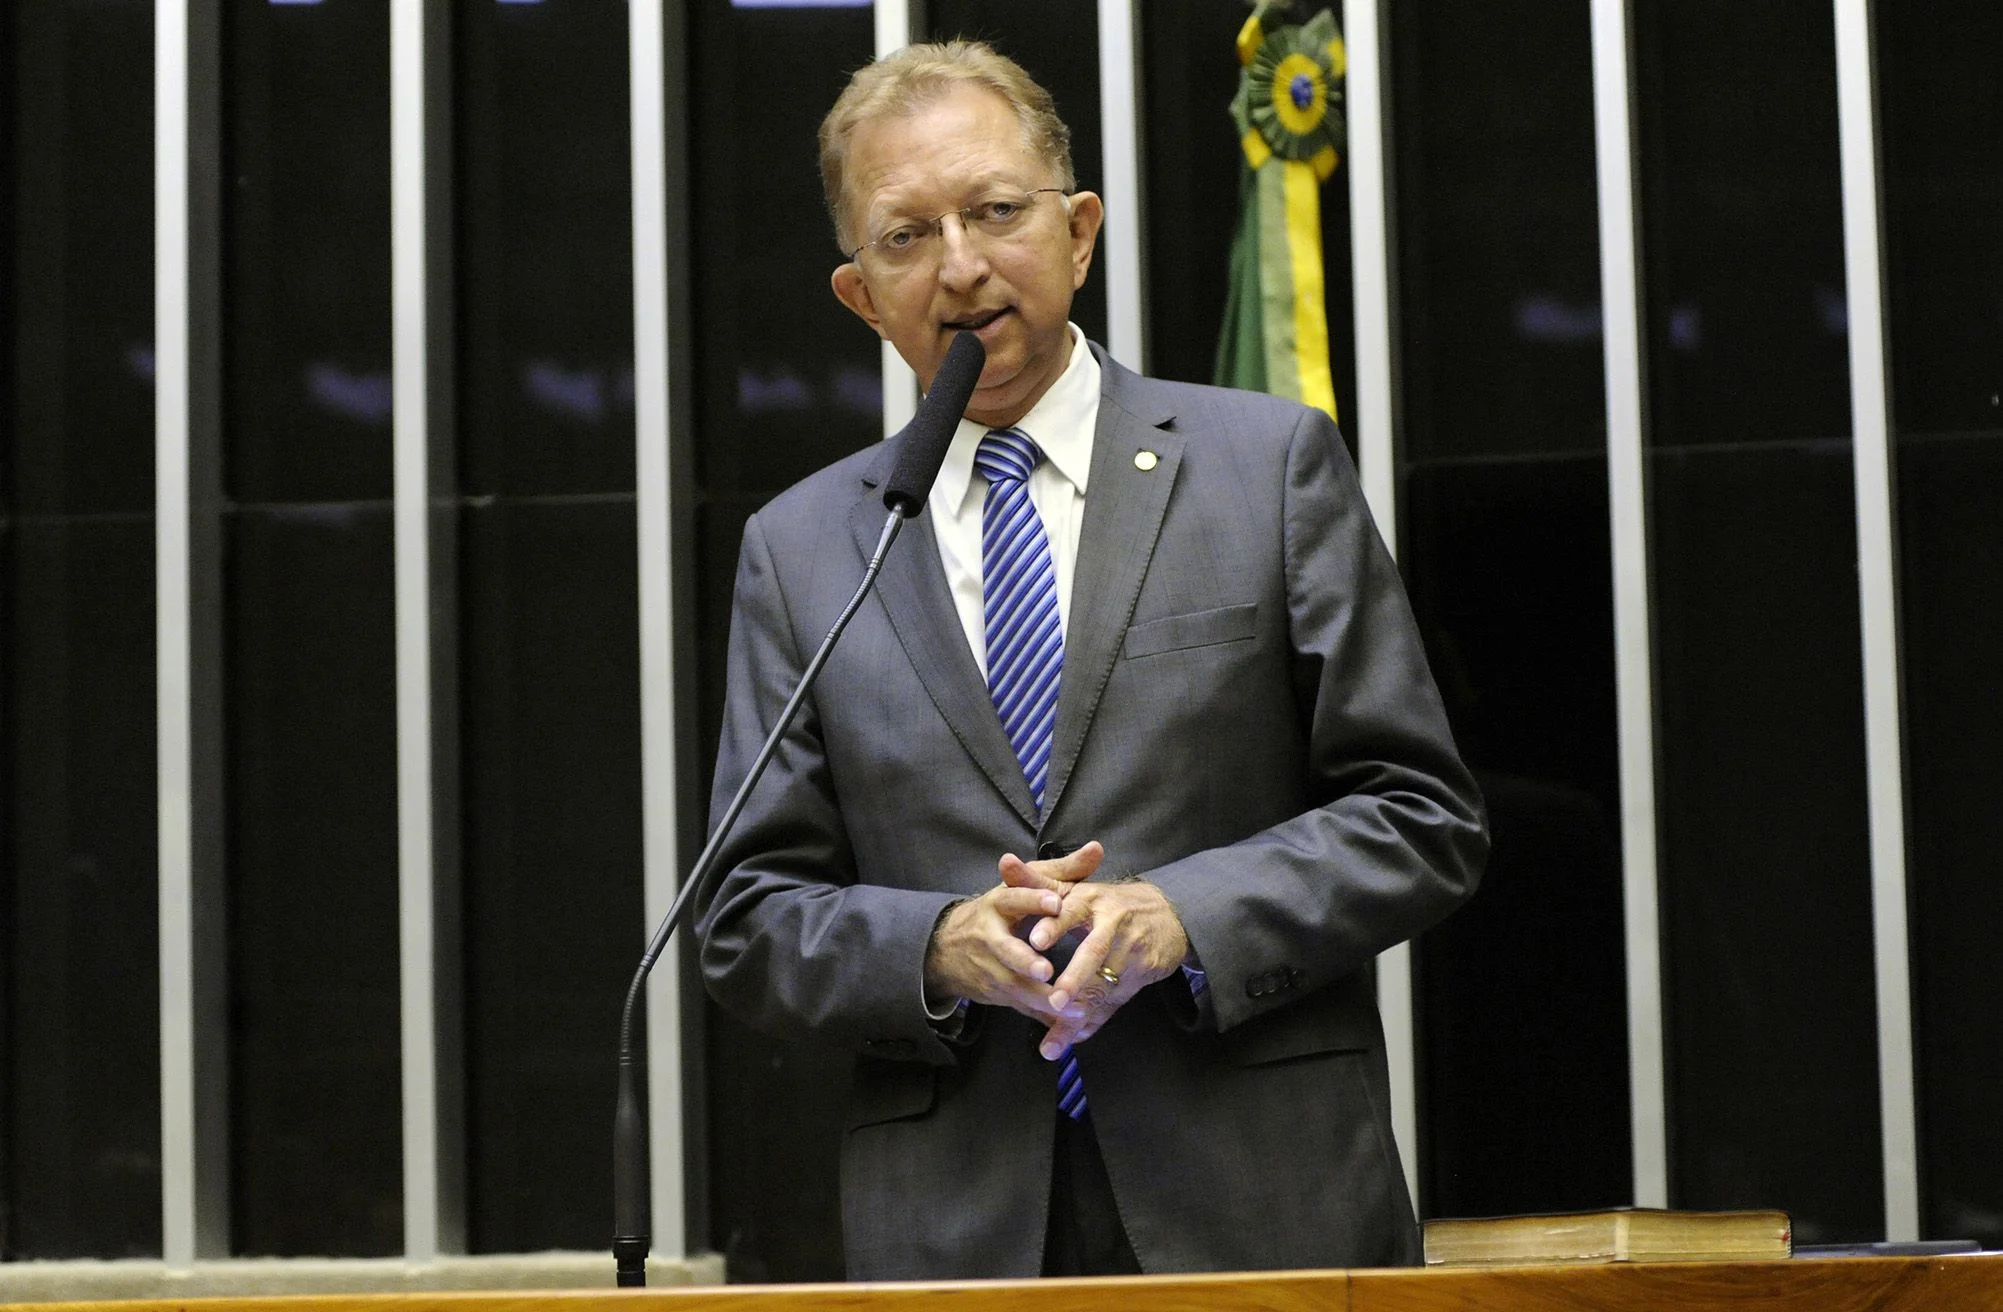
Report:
7,1254,1999,1312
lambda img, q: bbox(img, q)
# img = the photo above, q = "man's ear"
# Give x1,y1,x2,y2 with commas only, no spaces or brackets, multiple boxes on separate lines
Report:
1063,191,1105,290
831,263,887,339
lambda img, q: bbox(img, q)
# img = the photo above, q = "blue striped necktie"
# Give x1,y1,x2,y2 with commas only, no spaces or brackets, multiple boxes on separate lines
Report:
974,428,1087,1120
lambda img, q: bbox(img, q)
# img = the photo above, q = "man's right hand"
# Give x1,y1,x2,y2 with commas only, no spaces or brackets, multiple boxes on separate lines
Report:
922,883,1066,1019
997,840,1105,898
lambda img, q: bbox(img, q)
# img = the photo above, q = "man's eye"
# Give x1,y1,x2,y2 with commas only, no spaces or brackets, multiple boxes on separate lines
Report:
881,225,924,250
979,200,1022,222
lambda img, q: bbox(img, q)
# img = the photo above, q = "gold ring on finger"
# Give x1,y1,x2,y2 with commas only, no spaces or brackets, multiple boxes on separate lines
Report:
1097,966,1121,987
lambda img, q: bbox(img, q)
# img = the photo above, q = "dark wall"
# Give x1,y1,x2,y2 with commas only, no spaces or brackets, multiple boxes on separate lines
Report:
1390,0,1630,1221
3,0,161,1259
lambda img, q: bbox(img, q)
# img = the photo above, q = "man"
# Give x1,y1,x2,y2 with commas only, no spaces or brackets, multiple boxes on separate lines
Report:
697,41,1486,1280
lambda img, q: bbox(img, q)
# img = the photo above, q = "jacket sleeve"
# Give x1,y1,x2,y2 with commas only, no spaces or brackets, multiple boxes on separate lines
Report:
694,509,967,1066
1143,405,1489,1036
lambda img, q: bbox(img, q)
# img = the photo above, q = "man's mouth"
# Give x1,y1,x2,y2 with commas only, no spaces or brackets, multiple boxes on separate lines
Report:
945,307,1009,332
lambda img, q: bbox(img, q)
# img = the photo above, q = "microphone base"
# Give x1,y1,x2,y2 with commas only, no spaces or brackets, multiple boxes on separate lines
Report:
614,1237,650,1288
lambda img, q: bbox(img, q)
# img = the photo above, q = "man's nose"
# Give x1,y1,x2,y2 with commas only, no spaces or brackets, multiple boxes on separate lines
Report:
935,215,990,289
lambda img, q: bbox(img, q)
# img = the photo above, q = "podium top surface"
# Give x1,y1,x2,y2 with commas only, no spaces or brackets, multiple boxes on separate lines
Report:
4,1253,1999,1312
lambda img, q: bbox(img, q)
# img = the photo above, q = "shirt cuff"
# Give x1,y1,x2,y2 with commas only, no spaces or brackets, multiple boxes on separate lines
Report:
924,991,971,1043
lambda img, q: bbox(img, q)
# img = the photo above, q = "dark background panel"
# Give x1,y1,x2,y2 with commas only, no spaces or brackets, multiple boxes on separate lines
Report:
2,519,161,1258
450,0,642,1254
1898,434,2003,1247
687,0,875,1282
4,0,156,517
223,0,392,506
690,0,881,507
219,0,400,1258
1400,460,1620,818
1137,3,1245,392
1391,0,1606,464
460,497,643,1253
925,0,1107,350
1632,0,1850,450
225,505,401,1256
3,0,159,1261
1876,2,2003,438
1648,446,1879,1242
1631,0,1878,1244
456,0,635,499
1881,0,2003,1250
1390,0,1629,1220
1402,459,1629,1219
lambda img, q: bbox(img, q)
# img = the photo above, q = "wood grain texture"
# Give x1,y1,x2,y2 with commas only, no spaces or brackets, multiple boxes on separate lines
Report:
1351,1254,2003,1311
8,1256,2001,1312
0,1270,1354,1312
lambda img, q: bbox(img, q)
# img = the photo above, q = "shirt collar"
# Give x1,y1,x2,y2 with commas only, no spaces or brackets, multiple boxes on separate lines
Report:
934,324,1100,509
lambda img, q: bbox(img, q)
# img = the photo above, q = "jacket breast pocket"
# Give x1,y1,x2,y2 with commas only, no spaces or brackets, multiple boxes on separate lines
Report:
1122,602,1258,660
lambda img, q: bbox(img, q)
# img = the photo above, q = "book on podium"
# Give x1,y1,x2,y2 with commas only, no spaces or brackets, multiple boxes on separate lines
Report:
1423,1206,1793,1267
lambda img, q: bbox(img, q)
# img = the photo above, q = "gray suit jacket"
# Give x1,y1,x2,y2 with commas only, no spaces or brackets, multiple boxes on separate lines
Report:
697,347,1487,1279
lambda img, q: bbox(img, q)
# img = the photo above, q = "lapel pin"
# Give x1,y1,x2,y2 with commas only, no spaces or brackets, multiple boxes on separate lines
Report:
1134,450,1159,472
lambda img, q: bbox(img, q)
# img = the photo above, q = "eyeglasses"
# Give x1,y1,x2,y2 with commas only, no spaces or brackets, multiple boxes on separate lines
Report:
848,188,1068,268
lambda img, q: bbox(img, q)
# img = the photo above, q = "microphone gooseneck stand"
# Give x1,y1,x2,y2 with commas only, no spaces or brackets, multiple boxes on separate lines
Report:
613,509,904,1286
612,332,986,1286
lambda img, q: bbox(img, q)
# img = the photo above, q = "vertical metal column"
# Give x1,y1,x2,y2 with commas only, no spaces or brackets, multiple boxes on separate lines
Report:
879,338,919,441
875,0,922,439
393,0,466,1261
640,0,713,1265
1341,0,1419,1208
630,0,677,1260
1588,0,1669,1209
156,0,230,1264
1832,0,1920,1243
1096,0,1146,372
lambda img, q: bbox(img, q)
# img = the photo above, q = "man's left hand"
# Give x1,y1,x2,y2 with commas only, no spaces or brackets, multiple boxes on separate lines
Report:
999,853,1189,1058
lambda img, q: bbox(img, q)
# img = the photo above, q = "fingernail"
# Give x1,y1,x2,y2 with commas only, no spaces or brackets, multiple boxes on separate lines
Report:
1040,1042,1062,1060
1049,991,1068,1011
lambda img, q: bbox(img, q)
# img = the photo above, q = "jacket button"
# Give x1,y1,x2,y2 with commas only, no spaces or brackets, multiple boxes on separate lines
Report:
1037,841,1074,860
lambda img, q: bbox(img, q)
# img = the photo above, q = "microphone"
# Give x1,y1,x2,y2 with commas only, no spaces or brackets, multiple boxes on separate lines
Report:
611,332,986,1286
881,331,987,516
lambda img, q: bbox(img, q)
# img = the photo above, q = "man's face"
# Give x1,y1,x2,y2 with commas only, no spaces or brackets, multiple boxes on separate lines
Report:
830,84,1104,430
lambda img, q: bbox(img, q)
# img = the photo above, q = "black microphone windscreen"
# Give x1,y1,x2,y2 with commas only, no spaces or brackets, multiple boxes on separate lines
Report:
881,333,987,516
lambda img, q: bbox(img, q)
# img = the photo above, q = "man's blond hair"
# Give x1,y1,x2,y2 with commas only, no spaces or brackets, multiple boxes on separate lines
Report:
819,40,1075,254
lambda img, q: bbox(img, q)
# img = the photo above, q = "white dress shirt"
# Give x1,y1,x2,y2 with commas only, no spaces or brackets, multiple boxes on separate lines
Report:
926,324,1100,678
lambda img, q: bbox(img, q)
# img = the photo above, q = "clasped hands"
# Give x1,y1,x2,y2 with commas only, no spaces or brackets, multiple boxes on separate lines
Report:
923,841,1189,1061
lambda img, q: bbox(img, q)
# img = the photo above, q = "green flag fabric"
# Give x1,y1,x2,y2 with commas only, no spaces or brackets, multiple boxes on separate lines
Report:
1214,3,1346,422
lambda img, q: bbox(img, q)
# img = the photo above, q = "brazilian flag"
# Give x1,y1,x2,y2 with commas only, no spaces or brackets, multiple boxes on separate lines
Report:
1215,3,1346,422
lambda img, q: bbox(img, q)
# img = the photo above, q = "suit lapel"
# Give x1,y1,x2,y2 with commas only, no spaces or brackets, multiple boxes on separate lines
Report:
852,445,1042,827
1041,357,1182,820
